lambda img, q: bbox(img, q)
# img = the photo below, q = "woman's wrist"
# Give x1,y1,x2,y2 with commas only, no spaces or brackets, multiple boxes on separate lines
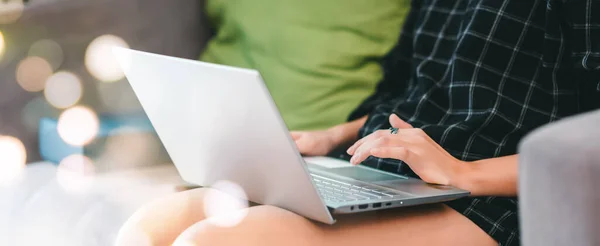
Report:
450,155,519,197
450,160,479,195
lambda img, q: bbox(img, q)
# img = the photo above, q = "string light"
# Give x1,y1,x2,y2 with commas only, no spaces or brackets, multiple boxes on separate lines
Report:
0,135,26,186
57,106,99,146
44,71,83,109
85,35,130,82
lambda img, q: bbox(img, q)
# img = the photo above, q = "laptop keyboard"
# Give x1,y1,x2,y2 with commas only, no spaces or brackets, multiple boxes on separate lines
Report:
310,174,398,203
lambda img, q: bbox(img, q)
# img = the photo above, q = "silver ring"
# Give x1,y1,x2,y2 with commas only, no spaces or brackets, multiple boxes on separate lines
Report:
389,127,399,135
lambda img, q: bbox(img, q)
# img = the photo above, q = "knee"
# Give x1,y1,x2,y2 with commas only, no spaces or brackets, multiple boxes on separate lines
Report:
115,188,212,246
174,205,324,246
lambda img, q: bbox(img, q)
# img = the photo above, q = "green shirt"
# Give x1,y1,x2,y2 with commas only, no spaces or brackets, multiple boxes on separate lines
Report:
202,0,409,130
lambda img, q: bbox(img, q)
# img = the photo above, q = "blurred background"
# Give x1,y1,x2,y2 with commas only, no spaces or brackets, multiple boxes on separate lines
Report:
0,0,211,245
0,0,211,165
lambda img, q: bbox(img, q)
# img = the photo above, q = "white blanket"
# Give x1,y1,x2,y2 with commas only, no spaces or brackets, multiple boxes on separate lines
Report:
0,163,183,246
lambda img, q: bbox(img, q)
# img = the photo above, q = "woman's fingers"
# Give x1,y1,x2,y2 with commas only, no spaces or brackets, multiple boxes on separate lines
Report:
349,129,421,158
291,130,339,156
348,114,411,156
350,135,407,164
350,134,429,165
349,136,386,164
290,131,303,140
346,130,387,155
389,114,412,129
290,132,313,154
370,147,413,163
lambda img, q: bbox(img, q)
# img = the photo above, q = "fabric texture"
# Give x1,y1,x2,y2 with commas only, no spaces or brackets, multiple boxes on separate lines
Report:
200,0,409,130
344,0,600,245
519,109,600,246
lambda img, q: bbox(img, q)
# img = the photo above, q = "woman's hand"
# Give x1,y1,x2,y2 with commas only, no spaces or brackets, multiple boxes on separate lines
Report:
291,130,339,156
346,114,468,187
291,116,369,157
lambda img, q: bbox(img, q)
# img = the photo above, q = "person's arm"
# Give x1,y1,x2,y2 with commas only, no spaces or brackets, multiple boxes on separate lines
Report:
347,114,518,197
456,155,518,197
457,0,600,197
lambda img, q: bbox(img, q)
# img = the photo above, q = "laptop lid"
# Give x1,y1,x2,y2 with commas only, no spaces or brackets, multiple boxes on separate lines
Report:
113,48,334,224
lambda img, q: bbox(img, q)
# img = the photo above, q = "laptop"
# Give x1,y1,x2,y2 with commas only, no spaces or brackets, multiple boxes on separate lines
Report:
114,48,470,224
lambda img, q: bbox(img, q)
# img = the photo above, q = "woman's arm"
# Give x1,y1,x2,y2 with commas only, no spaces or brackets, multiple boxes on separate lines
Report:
456,155,518,197
347,114,518,197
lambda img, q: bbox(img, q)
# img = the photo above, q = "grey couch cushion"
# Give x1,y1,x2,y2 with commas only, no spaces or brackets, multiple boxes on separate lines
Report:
519,109,600,246
0,0,209,162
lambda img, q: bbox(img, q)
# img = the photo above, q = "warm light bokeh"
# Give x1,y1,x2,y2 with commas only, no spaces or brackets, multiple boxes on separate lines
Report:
44,71,83,109
16,56,54,92
28,39,64,71
0,0,24,24
57,106,99,146
56,154,95,193
85,35,130,82
0,135,27,186
203,180,249,227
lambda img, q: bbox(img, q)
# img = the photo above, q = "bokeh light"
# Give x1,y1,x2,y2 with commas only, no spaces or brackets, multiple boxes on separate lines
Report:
28,39,64,71
85,35,130,82
0,31,5,59
203,180,249,227
16,56,53,92
44,71,83,109
0,135,27,186
57,106,99,146
0,0,24,24
56,154,95,193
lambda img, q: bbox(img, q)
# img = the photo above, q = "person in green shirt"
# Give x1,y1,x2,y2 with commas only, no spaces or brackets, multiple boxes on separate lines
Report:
201,0,409,130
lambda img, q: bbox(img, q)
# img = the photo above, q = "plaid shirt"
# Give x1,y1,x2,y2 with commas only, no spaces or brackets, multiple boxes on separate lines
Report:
346,0,600,245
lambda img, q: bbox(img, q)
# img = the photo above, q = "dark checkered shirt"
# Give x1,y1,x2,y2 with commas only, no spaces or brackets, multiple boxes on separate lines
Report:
346,0,600,245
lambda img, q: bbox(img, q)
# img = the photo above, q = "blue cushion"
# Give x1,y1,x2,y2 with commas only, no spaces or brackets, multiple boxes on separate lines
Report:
39,115,155,164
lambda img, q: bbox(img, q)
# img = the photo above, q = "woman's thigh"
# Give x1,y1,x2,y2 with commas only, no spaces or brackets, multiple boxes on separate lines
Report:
117,188,496,246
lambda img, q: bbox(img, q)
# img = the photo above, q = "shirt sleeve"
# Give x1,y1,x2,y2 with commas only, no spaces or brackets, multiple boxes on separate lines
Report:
347,2,420,121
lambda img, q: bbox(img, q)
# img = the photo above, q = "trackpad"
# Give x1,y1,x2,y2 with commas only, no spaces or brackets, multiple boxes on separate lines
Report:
323,166,406,182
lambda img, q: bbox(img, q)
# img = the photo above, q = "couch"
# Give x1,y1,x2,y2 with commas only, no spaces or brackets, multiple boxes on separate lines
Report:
520,109,600,246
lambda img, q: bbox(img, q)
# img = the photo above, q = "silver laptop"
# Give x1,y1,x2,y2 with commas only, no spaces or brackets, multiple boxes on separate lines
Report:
114,48,469,224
